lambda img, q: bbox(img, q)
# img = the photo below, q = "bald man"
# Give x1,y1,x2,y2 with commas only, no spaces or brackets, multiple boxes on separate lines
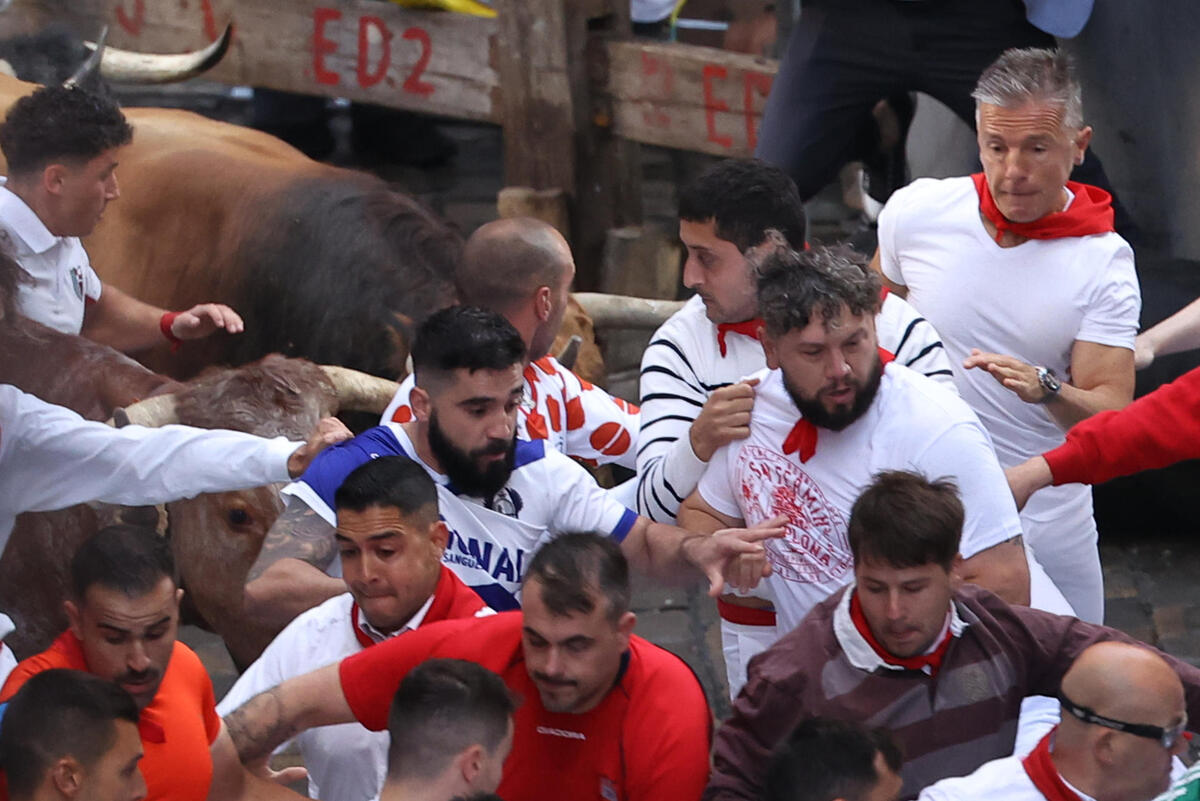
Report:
920,642,1188,801
381,217,641,472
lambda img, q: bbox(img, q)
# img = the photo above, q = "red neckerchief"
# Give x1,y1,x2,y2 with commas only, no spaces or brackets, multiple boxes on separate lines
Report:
349,568,457,649
782,348,895,463
1022,729,1084,801
849,590,953,676
350,602,378,649
971,172,1115,245
716,317,764,358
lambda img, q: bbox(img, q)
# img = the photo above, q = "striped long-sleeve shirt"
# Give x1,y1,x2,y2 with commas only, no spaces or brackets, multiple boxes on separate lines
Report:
636,293,955,523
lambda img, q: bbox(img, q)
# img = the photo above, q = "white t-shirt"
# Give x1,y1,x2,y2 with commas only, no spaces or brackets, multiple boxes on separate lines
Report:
918,751,1095,801
283,424,638,611
697,364,1021,634
0,384,297,552
381,355,641,470
637,293,956,524
216,586,493,801
0,182,101,335
878,176,1141,467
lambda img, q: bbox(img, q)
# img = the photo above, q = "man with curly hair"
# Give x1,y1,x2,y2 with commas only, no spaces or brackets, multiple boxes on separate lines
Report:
0,85,241,350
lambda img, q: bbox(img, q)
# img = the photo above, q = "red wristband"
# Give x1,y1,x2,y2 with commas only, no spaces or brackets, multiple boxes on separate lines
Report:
160,311,182,351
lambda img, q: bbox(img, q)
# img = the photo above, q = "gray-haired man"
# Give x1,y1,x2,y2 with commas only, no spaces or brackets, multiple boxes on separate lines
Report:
870,47,1141,623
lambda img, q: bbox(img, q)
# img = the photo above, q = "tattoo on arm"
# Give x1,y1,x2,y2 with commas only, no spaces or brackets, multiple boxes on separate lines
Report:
225,686,300,764
246,495,336,582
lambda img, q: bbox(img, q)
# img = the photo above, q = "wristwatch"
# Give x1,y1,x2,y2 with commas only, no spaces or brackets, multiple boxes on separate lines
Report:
1035,366,1061,402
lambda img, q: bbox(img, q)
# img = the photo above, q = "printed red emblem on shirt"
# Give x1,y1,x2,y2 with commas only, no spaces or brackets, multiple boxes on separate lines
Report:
737,445,851,584
590,422,631,456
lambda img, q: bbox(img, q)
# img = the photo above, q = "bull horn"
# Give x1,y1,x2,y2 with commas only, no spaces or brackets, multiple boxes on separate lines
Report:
556,335,583,370
63,26,108,89
573,292,684,330
320,366,400,414
111,394,179,428
83,23,234,85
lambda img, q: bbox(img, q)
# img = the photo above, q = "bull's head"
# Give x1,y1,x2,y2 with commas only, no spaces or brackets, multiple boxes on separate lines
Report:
109,358,398,667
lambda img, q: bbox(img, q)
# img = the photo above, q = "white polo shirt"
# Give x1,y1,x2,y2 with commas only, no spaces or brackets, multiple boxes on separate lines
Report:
697,364,1021,635
283,424,638,611
0,181,101,334
381,355,641,470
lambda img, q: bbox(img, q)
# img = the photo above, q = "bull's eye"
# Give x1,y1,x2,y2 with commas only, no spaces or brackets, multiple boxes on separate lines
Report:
228,508,250,526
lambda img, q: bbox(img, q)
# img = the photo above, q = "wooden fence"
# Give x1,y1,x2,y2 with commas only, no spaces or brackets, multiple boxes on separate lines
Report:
4,0,782,286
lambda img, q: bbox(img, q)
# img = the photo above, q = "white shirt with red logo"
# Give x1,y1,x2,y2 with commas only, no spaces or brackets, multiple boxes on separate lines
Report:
637,293,955,526
697,364,1020,635
0,182,101,335
380,356,640,470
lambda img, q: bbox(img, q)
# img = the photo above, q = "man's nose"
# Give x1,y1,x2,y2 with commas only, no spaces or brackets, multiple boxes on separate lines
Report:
127,641,151,673
682,253,702,289
826,349,851,379
107,173,120,200
487,413,515,441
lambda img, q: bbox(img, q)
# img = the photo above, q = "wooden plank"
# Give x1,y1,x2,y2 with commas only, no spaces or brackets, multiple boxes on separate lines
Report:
603,38,779,158
7,0,500,122
493,0,575,190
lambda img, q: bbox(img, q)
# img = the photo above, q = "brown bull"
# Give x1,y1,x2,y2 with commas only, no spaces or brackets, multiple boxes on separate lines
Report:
0,74,620,388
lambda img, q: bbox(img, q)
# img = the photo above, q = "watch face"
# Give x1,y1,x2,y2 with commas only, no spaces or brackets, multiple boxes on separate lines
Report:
1039,368,1061,394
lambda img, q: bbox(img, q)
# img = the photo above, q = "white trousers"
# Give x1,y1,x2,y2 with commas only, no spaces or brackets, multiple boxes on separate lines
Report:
1021,482,1101,623
720,618,779,699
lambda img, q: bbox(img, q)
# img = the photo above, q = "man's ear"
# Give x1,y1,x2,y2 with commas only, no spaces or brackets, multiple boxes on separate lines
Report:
1074,126,1094,165
456,743,486,785
429,519,450,552
50,757,84,798
535,286,553,323
64,599,83,639
948,554,965,591
42,163,69,196
761,331,781,370
411,386,433,423
615,611,636,648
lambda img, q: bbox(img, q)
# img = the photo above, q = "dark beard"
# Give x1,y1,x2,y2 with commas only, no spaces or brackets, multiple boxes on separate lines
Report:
427,411,515,498
784,356,883,431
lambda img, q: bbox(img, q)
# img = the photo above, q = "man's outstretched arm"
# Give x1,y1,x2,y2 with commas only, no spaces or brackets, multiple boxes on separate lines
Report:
1006,364,1200,509
82,284,243,353
223,664,352,766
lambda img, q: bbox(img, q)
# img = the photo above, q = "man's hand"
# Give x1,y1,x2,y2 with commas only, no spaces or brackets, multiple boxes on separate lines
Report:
680,515,786,597
171,303,246,340
286,417,352,478
247,756,308,787
1005,456,1054,511
689,379,759,462
962,349,1046,403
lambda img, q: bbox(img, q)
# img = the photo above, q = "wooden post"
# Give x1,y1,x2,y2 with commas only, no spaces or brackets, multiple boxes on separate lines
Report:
492,0,641,291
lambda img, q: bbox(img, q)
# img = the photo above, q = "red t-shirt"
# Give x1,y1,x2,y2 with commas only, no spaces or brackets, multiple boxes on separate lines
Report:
0,633,220,801
339,612,712,801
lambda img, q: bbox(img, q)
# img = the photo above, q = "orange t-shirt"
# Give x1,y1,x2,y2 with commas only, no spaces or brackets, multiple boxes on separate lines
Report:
0,632,220,801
